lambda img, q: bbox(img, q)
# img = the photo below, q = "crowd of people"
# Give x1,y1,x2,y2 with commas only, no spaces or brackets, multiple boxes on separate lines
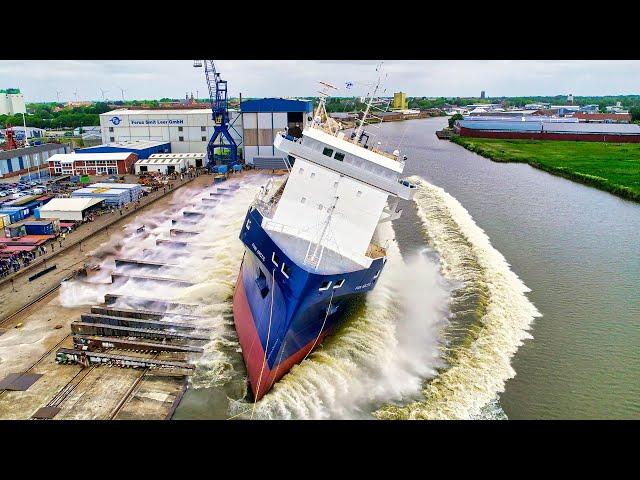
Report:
0,246,47,278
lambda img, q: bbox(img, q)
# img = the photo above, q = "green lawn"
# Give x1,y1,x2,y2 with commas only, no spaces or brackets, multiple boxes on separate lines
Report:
452,137,640,202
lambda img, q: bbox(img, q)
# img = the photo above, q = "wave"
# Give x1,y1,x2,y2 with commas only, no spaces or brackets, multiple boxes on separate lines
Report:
373,176,541,419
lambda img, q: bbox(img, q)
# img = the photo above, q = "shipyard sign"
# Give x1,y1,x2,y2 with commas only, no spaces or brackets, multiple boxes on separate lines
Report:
109,116,121,125
130,119,185,126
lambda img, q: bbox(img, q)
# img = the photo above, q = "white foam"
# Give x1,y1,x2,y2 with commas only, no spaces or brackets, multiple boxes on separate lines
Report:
239,220,452,419
58,173,280,389
374,177,541,419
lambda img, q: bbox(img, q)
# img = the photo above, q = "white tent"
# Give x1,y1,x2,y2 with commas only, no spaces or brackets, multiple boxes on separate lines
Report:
37,197,106,221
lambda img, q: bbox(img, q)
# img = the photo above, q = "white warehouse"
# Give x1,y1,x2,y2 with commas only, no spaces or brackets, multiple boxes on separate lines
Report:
134,153,206,175
100,108,242,155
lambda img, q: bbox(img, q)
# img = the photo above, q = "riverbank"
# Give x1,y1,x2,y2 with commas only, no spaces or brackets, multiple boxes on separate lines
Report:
451,137,640,202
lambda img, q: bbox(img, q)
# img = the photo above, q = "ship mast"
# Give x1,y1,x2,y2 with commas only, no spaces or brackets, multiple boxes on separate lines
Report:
352,62,387,144
311,81,339,132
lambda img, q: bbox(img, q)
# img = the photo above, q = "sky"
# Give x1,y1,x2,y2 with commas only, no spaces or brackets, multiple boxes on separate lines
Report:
2,60,640,103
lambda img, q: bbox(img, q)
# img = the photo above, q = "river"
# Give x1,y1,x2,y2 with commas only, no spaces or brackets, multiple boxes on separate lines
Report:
387,117,640,419
174,117,639,419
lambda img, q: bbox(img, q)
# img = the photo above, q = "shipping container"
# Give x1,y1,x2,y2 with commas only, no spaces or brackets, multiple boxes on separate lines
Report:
22,220,59,235
4,224,27,238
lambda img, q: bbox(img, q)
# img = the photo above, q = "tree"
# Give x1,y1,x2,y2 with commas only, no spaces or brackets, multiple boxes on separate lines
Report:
448,113,463,129
630,107,640,123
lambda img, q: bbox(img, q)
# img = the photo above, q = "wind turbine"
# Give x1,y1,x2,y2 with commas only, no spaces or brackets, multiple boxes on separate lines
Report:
55,90,63,103
73,89,79,102
99,88,109,101
119,87,127,102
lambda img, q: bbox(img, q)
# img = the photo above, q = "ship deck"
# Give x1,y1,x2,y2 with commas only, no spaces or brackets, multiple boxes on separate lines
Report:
265,229,366,275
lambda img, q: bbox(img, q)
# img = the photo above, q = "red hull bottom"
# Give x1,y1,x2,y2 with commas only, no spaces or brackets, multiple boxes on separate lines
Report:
233,270,329,401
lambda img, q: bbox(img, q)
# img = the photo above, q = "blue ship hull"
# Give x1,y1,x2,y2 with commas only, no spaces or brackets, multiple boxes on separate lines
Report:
233,206,385,400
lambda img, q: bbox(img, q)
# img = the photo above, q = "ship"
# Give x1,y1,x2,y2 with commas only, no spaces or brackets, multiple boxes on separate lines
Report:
233,72,417,401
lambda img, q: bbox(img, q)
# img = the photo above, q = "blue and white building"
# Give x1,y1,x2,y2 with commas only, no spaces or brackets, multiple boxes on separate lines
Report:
0,143,69,178
240,98,313,166
78,140,171,159
99,108,242,155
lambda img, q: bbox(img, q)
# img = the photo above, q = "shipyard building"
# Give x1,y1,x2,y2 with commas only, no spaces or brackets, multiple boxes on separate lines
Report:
99,109,242,154
99,98,313,166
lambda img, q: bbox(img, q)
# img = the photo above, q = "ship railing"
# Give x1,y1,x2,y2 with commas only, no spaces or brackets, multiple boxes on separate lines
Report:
307,124,402,162
262,218,387,266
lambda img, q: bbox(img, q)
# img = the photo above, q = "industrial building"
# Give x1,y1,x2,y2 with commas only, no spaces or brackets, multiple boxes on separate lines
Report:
99,98,313,167
240,98,313,167
99,109,242,154
0,126,46,140
0,88,26,115
0,143,70,178
78,140,170,159
134,153,206,175
47,152,137,176
456,118,640,143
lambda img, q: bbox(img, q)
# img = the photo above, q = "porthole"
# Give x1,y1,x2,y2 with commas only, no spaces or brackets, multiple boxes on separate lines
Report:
357,191,362,197
311,172,316,178
301,197,306,204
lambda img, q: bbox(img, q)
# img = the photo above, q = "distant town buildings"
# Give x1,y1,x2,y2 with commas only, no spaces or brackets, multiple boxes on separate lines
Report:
0,88,26,115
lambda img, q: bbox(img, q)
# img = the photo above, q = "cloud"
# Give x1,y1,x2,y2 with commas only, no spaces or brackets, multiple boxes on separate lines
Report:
1,60,639,102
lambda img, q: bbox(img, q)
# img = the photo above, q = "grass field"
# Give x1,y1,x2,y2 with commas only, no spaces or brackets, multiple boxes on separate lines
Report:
452,137,640,202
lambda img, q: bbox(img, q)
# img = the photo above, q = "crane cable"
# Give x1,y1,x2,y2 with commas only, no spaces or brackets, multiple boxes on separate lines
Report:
251,267,276,419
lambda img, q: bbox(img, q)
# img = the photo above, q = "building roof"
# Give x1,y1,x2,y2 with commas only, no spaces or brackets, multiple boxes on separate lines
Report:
101,109,216,116
79,140,169,152
148,153,205,160
38,197,105,212
459,120,640,134
135,157,185,165
90,183,140,190
48,152,133,163
0,143,67,162
240,98,313,113
573,112,632,122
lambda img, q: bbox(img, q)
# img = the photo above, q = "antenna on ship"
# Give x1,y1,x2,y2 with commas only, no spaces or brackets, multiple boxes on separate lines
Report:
352,62,390,147
311,81,339,133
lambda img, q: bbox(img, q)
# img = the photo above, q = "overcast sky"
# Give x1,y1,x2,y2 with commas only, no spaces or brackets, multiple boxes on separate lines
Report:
2,60,639,103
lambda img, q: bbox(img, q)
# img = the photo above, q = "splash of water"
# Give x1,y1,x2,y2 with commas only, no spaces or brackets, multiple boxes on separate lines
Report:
374,176,541,420
58,173,279,389
235,220,452,419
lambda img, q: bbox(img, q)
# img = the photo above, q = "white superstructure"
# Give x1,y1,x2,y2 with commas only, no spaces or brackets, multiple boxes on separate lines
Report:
258,76,415,271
